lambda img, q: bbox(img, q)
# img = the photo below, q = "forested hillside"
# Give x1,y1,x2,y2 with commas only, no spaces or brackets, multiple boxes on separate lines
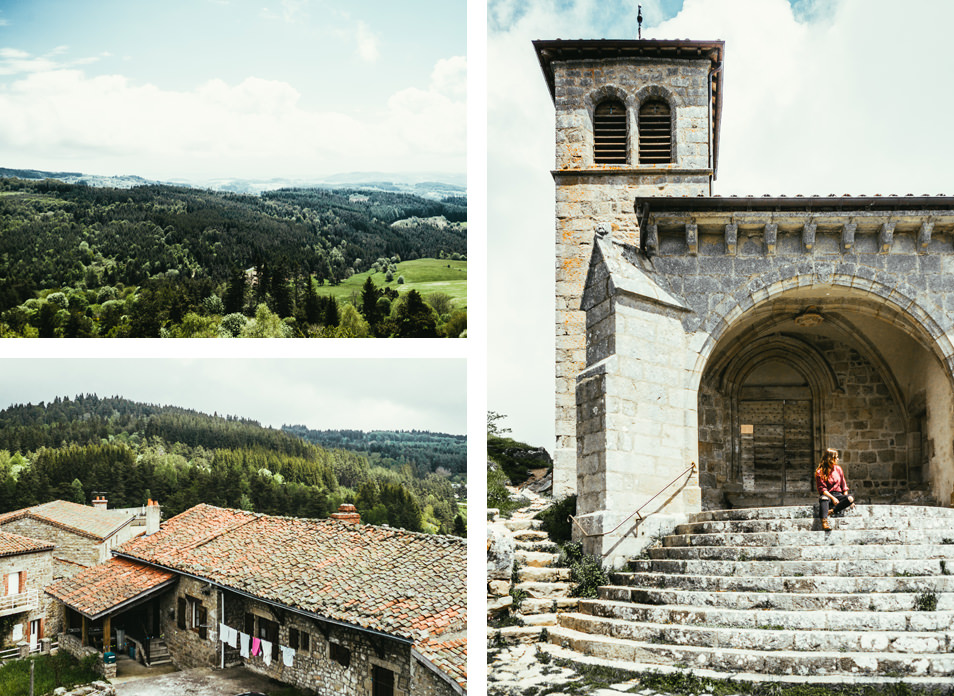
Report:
0,178,466,337
0,395,465,535
283,426,466,482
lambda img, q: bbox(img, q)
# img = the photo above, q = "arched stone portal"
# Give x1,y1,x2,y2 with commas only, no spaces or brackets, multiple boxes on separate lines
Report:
697,286,946,510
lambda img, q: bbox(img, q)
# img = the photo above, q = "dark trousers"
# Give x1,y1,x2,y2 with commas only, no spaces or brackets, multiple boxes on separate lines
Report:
819,492,852,519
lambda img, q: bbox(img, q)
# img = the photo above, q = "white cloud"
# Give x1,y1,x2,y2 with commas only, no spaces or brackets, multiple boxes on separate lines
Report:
489,0,954,448
0,50,466,179
355,20,380,63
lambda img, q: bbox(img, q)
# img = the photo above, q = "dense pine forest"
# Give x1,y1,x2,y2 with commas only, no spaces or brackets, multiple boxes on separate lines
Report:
0,395,465,535
0,178,467,337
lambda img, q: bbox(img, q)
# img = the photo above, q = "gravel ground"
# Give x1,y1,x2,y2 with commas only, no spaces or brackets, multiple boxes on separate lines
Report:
112,666,286,696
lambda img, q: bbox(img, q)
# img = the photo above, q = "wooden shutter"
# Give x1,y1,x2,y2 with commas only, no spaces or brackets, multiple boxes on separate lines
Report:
593,100,627,164
373,665,394,696
638,100,672,164
19,571,26,594
176,597,186,630
197,606,208,640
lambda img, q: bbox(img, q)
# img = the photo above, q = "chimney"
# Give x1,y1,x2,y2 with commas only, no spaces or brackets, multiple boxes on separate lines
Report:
330,503,360,525
92,495,108,510
145,499,161,535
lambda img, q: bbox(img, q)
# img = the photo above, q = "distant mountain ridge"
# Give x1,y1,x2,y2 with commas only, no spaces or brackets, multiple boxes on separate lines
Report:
0,166,464,200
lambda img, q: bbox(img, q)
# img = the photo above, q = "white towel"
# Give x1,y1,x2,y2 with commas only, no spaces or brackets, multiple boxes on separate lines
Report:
228,627,238,649
281,645,295,667
239,632,250,658
261,639,272,667
219,623,227,643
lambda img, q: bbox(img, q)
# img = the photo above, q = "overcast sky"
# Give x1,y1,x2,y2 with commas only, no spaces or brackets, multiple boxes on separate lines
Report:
0,0,465,181
488,0,954,448
0,359,466,435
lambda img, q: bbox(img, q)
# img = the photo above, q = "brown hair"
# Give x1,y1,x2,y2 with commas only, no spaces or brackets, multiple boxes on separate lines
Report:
817,448,838,479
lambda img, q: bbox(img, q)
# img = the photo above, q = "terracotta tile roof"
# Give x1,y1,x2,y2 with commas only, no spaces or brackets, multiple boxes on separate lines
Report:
118,503,466,641
0,500,135,541
45,557,175,619
417,636,467,690
0,530,54,557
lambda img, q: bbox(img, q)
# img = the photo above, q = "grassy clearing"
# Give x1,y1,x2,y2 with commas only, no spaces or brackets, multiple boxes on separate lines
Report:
314,258,467,309
0,652,100,696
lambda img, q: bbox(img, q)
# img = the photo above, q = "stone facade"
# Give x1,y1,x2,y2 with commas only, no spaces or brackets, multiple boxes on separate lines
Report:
540,39,954,567
160,581,457,696
0,547,56,647
0,516,141,579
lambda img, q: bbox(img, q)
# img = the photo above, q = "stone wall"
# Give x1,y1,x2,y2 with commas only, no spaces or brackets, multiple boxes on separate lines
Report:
159,576,217,670
0,549,57,646
551,52,715,497
0,518,103,575
58,632,116,679
412,653,462,696
234,596,414,696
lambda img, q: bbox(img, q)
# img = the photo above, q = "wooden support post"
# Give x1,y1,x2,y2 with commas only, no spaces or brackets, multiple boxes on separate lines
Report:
81,616,88,647
104,615,111,653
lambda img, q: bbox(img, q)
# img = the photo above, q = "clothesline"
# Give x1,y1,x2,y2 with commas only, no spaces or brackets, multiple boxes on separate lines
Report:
218,623,295,668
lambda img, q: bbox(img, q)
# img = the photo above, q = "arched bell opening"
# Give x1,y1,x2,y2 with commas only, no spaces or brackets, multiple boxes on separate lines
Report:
697,284,954,510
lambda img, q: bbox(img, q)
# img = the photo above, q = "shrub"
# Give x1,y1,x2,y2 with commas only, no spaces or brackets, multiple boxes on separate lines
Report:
559,541,608,598
535,495,576,545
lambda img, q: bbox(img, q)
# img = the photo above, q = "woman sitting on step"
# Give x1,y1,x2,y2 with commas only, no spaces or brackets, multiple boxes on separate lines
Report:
815,448,854,531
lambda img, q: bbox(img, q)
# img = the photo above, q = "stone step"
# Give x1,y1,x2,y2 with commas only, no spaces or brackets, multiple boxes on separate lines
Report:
663,529,954,548
690,505,954,523
520,597,579,615
628,557,954,577
647,543,954,562
514,539,559,553
511,529,548,542
514,581,574,598
539,642,954,690
596,586,954,612
546,625,954,676
609,571,954,594
515,612,558,627
559,612,954,654
488,625,546,645
504,519,543,533
577,598,954,632
676,516,954,535
517,566,572,583
515,550,559,567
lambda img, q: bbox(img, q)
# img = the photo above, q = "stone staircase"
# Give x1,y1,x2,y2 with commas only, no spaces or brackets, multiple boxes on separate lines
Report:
490,517,579,644
545,504,954,686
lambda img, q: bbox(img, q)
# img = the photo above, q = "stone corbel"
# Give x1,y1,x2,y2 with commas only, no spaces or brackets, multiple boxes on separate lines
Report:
686,221,698,255
724,221,738,256
643,223,659,255
918,220,934,253
802,219,817,252
764,222,777,256
879,221,896,253
842,221,856,251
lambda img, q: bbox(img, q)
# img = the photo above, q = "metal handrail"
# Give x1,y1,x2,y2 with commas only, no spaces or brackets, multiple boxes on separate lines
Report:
569,462,696,538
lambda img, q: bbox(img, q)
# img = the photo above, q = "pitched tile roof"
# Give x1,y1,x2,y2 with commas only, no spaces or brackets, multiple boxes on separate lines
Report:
0,500,135,541
45,557,175,620
416,636,467,691
118,504,467,645
0,530,54,557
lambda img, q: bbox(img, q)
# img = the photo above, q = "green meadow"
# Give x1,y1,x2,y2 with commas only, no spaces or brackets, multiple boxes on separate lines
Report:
314,258,467,309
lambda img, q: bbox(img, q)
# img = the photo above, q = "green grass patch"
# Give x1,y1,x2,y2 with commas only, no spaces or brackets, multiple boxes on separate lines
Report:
0,652,100,696
314,258,467,309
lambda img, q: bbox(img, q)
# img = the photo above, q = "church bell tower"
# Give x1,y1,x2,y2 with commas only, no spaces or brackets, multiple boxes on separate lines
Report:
533,38,724,498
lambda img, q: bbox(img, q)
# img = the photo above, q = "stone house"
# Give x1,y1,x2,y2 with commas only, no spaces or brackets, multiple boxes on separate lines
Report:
536,38,954,565
0,530,55,649
0,498,160,578
47,503,466,695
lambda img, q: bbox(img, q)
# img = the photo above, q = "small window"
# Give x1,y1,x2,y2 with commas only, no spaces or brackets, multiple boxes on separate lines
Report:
330,642,351,668
258,617,279,661
372,665,394,696
289,628,310,652
593,99,627,165
638,100,672,164
244,612,255,636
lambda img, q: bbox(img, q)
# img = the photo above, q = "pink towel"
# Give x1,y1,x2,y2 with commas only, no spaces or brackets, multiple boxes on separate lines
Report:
251,637,262,656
